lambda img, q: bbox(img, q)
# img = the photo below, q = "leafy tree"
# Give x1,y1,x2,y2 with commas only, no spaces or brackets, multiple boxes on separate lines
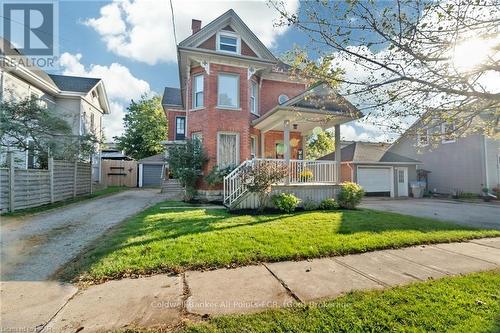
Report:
306,130,335,160
168,139,208,201
272,0,500,138
243,160,288,211
116,95,167,160
0,96,99,167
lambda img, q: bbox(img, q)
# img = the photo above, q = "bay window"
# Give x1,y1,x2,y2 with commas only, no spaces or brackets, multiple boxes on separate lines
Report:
175,116,186,140
250,81,258,115
192,74,204,108
218,74,239,108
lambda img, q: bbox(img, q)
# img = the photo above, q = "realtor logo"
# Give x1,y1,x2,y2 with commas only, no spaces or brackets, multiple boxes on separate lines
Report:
1,1,58,68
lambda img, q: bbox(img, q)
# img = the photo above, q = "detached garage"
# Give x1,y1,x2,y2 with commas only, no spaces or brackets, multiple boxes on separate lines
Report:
138,154,166,188
320,142,421,197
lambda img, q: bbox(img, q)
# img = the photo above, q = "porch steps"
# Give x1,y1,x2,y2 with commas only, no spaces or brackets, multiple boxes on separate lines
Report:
161,179,184,200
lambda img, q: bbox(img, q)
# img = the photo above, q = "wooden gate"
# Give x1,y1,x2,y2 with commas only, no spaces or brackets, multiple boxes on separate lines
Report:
101,160,137,187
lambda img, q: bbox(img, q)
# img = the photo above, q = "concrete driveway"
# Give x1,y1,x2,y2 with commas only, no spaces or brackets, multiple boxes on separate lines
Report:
360,198,500,230
0,189,163,281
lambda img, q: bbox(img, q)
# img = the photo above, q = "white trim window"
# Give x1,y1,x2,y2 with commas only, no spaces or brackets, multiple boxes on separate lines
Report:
441,122,456,143
218,74,240,109
217,132,240,168
192,74,204,108
250,81,258,115
250,136,257,158
417,127,429,146
217,31,240,54
192,131,203,142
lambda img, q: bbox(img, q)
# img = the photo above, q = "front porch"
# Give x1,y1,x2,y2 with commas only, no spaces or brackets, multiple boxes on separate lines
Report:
223,83,362,208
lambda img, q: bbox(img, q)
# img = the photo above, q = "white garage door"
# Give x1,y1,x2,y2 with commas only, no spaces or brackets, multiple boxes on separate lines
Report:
357,167,391,193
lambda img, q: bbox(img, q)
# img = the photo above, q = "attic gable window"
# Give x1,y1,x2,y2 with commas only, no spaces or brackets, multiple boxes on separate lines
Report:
217,32,240,54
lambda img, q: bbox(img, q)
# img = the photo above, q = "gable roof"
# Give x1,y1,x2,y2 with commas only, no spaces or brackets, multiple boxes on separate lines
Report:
48,74,100,93
162,87,183,108
285,83,361,116
178,9,277,62
138,153,166,164
319,142,421,164
1,37,59,93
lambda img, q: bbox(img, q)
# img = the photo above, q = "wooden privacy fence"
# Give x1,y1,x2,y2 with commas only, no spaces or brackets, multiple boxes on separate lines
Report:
101,160,137,187
0,154,92,212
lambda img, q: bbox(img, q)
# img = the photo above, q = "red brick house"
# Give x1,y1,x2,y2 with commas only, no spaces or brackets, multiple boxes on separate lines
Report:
162,10,361,207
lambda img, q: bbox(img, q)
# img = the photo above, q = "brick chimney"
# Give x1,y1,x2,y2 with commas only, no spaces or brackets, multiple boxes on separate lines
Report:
191,19,202,35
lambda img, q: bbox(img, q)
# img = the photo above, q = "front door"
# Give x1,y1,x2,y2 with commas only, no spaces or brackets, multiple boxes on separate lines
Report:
396,167,408,196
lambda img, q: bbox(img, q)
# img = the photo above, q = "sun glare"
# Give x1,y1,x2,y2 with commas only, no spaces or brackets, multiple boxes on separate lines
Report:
452,37,498,71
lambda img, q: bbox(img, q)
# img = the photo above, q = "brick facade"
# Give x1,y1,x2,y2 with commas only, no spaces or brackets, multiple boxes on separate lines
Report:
260,79,306,115
166,63,306,191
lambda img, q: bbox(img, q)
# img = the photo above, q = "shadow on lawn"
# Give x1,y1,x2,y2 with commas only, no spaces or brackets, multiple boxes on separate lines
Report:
56,206,284,281
336,208,479,234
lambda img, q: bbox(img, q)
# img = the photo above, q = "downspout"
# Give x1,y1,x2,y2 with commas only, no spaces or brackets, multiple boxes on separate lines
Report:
483,135,489,189
0,69,5,102
184,65,190,139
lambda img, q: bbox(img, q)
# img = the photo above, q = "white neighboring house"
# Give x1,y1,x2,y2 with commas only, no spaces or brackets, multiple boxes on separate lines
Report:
0,38,110,182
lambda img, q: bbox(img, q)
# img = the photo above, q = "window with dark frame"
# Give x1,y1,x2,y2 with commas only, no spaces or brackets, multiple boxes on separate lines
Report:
175,116,186,140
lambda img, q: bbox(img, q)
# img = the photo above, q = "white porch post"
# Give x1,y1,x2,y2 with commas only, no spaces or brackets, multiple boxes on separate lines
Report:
334,124,341,184
284,120,291,161
260,131,265,158
301,135,307,160
284,120,291,185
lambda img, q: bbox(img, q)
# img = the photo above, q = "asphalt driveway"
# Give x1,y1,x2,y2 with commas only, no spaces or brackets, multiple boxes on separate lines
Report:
360,198,500,230
0,189,163,281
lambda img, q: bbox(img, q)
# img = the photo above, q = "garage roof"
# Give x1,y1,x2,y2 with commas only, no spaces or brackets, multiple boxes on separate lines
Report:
319,142,420,164
138,154,166,164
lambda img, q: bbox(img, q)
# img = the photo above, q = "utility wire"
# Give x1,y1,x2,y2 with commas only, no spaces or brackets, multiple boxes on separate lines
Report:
169,0,178,46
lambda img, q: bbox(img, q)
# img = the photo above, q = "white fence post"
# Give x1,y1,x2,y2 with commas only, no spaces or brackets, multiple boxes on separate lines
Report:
48,157,54,203
73,161,78,198
7,152,15,212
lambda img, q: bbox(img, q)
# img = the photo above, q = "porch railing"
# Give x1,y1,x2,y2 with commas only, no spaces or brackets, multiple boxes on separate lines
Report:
223,158,337,207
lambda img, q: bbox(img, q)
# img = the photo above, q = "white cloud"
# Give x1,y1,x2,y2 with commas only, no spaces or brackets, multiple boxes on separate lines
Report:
59,52,151,138
84,0,300,65
341,124,395,143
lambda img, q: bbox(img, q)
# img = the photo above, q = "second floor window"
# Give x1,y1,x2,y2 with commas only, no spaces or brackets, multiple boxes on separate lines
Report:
90,113,95,132
218,74,239,108
417,127,429,146
192,74,204,108
250,81,258,115
442,122,455,143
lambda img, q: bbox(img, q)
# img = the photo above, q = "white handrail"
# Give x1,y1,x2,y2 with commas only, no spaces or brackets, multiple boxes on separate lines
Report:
223,159,338,207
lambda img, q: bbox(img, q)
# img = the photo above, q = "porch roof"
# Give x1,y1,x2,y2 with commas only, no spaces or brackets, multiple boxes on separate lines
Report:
252,83,363,134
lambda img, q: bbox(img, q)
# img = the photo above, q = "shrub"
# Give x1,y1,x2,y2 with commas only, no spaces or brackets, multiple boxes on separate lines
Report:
337,182,364,209
272,193,300,213
318,198,339,210
244,161,288,212
302,198,318,211
168,140,208,201
205,165,235,186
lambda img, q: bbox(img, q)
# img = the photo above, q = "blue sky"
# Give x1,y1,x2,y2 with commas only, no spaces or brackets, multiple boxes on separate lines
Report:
4,0,391,141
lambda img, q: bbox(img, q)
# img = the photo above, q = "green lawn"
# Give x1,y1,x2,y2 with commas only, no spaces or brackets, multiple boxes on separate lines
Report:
183,270,500,333
60,201,500,283
1,186,128,217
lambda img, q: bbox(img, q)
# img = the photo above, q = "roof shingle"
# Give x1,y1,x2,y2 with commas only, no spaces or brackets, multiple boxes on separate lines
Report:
48,74,100,93
162,87,183,107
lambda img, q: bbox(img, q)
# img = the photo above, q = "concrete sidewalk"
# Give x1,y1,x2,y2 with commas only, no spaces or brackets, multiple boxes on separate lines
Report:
1,237,499,332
